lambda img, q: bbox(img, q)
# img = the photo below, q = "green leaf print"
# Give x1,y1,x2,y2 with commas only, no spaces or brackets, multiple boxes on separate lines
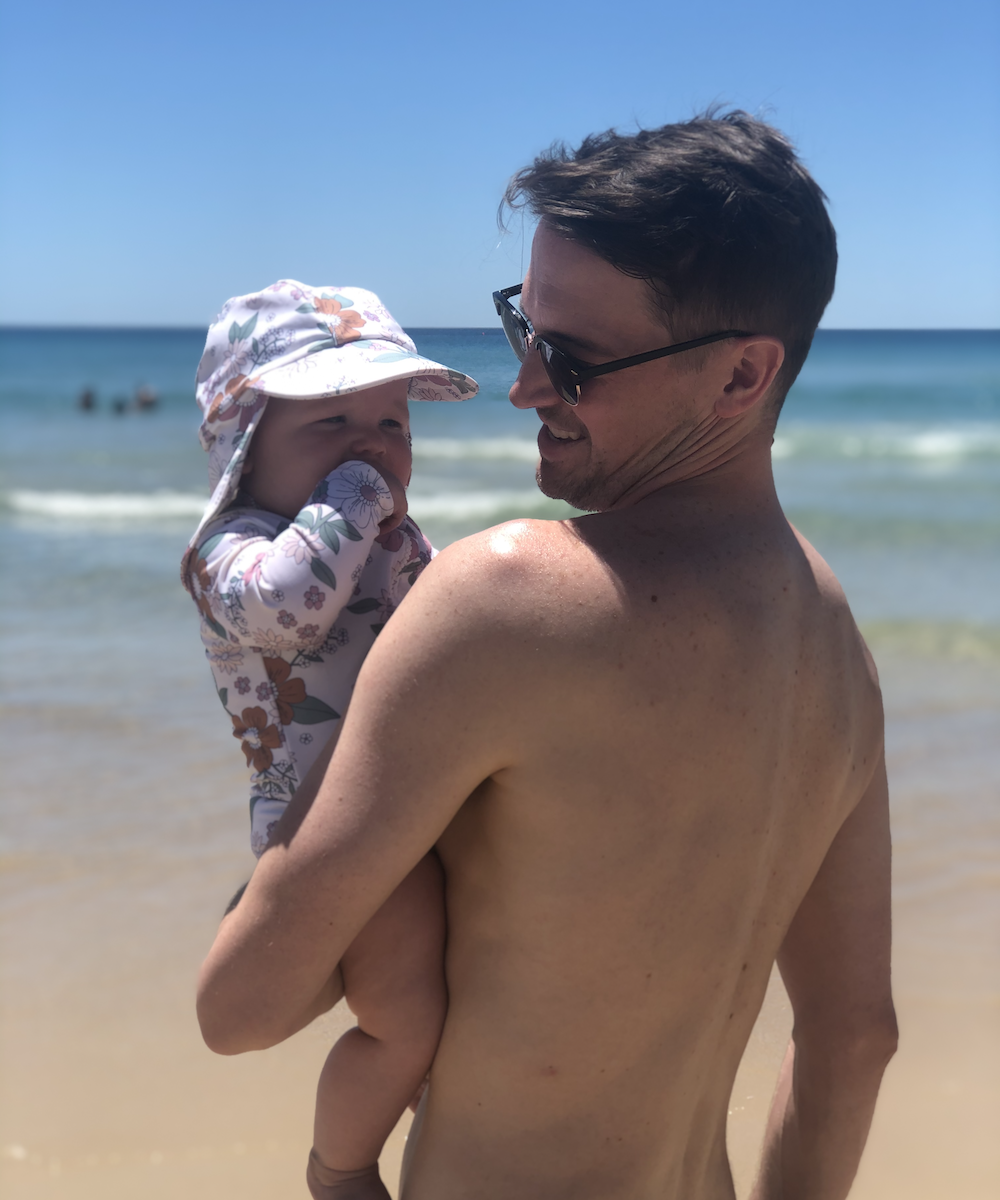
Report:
328,517,363,542
295,303,315,314
290,696,340,724
228,313,258,342
331,294,354,307
448,369,476,395
370,622,385,636
310,557,337,589
198,532,227,557
205,612,230,641
218,687,229,709
315,520,341,555
295,510,317,530
346,597,381,614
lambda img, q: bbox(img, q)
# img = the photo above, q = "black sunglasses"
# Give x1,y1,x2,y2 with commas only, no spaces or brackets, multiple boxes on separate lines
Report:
493,284,751,406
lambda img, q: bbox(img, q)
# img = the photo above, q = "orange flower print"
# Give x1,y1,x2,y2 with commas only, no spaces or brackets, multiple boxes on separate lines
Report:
231,706,282,771
207,376,265,430
262,657,307,724
207,374,249,422
190,555,216,624
313,297,366,346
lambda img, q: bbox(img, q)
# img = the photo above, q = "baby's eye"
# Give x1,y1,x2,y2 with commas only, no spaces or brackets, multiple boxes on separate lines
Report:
319,414,346,425
380,418,403,429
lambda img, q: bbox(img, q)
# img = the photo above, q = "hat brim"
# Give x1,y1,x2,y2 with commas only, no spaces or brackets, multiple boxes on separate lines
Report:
252,338,478,403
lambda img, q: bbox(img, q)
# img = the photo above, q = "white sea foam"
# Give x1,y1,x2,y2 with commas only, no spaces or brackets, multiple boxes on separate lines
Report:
3,486,556,526
416,428,1000,465
413,436,539,463
772,424,1000,461
6,489,209,519
408,489,555,521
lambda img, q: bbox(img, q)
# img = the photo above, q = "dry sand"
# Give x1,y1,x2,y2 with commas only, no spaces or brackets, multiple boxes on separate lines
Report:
2,654,997,1198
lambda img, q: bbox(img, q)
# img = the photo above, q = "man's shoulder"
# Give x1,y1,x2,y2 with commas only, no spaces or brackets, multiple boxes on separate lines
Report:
787,523,883,732
426,518,604,609
385,517,614,662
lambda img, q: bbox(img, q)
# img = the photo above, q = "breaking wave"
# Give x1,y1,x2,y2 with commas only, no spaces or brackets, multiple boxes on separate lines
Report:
5,489,209,519
772,423,1000,462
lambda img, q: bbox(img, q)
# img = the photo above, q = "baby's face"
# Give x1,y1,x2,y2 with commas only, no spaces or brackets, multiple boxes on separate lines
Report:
242,379,412,519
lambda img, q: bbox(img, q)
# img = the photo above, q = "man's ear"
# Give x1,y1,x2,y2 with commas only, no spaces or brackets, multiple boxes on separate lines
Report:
715,337,785,418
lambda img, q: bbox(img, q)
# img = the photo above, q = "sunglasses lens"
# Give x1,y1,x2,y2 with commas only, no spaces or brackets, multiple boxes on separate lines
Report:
498,303,529,362
538,342,580,406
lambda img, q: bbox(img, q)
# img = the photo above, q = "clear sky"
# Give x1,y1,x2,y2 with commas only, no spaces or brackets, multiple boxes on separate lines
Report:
1,0,997,328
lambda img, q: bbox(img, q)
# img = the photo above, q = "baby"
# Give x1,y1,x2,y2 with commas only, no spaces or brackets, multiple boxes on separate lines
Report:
181,280,478,1199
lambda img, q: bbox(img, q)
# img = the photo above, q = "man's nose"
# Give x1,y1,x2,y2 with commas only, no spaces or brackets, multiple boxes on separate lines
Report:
508,348,560,411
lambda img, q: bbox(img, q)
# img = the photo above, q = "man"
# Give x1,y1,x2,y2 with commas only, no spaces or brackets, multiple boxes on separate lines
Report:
197,111,897,1199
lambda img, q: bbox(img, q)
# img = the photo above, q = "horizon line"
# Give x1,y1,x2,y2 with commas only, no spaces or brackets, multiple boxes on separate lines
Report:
1,324,998,335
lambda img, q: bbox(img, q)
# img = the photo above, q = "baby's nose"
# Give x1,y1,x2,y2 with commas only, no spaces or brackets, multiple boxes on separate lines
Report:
348,426,384,453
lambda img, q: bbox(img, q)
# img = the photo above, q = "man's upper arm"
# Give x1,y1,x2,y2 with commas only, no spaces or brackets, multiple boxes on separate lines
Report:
196,531,534,1050
777,752,896,1041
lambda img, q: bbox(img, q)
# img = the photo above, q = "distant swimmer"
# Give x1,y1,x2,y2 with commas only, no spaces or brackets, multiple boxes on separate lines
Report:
135,384,158,411
198,111,896,1200
111,396,128,415
77,387,96,412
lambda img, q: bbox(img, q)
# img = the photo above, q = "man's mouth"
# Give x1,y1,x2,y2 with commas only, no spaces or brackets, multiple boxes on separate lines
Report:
542,423,583,442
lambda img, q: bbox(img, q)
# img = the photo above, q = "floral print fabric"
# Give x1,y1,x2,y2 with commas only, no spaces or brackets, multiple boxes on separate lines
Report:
191,458,433,856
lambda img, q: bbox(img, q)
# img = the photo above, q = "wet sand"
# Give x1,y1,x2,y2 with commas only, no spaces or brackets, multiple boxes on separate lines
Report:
2,645,998,1199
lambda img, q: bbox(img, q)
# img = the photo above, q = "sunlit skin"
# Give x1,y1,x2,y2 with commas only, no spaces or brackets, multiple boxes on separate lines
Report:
241,379,412,528
197,222,896,1200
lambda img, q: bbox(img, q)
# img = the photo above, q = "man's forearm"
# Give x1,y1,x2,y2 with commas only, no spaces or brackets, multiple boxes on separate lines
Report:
751,1029,896,1200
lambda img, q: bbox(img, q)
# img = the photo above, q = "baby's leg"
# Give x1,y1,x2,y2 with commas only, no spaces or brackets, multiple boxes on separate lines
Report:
308,852,446,1200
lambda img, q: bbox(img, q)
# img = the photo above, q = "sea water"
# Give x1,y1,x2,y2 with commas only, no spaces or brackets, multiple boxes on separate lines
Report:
1,328,998,1198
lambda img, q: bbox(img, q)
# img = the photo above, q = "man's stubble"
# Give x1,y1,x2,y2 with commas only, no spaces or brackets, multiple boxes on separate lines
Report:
535,411,706,513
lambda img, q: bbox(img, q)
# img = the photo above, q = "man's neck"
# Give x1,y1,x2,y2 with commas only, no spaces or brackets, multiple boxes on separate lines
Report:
604,411,783,527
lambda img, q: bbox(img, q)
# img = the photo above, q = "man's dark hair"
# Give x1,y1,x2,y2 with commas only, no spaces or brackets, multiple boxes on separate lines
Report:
503,109,837,409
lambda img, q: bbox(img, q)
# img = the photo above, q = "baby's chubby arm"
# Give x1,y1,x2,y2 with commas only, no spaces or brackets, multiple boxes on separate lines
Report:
192,460,403,643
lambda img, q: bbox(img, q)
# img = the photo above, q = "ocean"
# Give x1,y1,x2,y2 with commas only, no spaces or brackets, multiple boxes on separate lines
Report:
2,328,998,1198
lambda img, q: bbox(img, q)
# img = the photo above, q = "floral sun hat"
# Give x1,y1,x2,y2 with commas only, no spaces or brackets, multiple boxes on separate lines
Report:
182,279,478,585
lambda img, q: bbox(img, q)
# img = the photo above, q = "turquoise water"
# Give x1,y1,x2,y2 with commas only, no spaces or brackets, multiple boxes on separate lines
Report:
2,328,998,630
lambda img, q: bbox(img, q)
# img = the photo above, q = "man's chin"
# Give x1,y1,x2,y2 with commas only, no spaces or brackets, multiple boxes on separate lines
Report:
535,463,604,513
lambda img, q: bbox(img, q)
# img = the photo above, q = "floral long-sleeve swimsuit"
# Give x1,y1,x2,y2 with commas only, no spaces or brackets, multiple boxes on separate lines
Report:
189,460,434,857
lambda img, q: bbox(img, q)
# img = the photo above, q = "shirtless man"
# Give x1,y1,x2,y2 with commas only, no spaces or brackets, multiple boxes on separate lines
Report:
197,111,897,1199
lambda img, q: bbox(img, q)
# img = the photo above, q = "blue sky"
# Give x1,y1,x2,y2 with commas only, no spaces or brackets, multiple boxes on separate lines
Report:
1,0,997,328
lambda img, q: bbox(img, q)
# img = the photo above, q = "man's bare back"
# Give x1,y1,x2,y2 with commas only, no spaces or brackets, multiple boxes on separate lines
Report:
395,482,885,1197
197,114,896,1200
